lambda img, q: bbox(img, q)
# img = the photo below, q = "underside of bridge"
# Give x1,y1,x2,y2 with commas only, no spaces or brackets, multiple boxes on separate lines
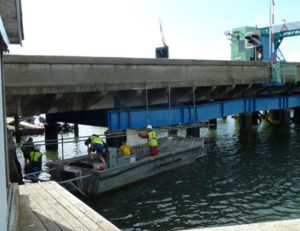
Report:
41,84,300,131
5,83,300,116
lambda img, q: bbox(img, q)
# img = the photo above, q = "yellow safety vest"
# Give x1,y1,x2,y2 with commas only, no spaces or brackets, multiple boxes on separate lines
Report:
30,151,42,162
90,136,104,145
148,131,157,147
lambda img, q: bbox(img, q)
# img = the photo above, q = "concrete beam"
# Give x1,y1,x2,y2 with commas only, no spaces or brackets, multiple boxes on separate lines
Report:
0,0,24,44
4,55,276,96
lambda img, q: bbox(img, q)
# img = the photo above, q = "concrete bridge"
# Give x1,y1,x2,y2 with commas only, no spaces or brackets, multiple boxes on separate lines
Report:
4,54,300,133
4,55,300,117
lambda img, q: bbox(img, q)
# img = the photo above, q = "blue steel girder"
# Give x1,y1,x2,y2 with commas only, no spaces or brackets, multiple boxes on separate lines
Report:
107,95,300,130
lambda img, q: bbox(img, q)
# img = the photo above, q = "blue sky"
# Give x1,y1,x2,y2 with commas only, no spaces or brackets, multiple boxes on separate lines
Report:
9,0,300,61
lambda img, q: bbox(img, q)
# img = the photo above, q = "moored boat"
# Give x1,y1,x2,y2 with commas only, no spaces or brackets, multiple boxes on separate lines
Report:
48,136,207,195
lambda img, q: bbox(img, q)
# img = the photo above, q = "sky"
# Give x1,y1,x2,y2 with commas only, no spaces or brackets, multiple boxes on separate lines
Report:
8,0,300,61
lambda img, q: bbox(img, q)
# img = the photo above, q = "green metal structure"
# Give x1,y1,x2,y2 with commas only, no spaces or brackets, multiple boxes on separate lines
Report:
230,22,300,84
270,62,298,84
231,26,256,61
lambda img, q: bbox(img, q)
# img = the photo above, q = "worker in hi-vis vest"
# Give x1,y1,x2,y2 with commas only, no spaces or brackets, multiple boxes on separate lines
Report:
29,145,43,173
84,134,108,163
138,124,159,156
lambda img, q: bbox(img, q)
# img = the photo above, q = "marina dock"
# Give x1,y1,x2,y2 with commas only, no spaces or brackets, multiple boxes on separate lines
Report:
181,219,300,231
15,181,300,231
18,181,120,231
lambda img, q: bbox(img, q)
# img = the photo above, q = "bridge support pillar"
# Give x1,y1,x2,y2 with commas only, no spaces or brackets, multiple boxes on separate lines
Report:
239,112,253,131
186,126,200,137
74,123,79,137
239,112,259,130
270,109,290,125
209,119,217,129
269,110,280,121
14,115,21,144
252,112,259,125
280,109,290,125
168,129,177,137
105,130,127,148
45,122,58,150
294,107,300,123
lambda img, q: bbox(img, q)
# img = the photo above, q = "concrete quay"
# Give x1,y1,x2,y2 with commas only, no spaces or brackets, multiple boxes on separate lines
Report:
181,219,300,231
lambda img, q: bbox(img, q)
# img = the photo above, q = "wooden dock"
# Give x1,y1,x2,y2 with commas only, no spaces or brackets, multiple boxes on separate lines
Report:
17,181,300,231
181,219,300,231
18,181,120,231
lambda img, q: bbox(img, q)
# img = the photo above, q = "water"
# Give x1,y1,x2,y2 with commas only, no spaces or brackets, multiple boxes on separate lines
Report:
16,118,300,230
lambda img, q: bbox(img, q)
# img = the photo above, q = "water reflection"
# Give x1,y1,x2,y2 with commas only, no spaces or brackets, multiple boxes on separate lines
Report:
15,119,300,231
84,118,300,231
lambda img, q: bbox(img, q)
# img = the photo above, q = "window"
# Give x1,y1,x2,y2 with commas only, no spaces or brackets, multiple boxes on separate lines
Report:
237,36,245,52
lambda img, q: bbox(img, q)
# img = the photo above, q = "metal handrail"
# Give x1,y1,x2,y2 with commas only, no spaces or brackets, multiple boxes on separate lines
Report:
58,174,93,185
11,122,208,150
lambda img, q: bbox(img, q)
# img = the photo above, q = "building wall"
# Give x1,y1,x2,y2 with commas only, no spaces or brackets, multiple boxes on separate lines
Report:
0,45,8,231
231,26,256,61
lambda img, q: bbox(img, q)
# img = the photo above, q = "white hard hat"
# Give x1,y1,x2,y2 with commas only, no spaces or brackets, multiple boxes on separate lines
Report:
147,124,152,129
34,145,40,151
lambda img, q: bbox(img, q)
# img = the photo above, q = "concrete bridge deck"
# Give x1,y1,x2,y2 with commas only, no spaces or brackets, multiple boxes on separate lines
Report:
4,55,300,117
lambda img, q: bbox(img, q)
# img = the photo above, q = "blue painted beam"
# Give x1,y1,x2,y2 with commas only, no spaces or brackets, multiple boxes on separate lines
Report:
107,95,300,130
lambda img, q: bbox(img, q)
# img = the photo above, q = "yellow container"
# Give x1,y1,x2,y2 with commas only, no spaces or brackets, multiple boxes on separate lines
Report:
121,144,131,156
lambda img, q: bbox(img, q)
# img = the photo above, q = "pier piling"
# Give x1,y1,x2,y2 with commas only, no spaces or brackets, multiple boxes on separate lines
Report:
269,109,290,125
295,107,300,123
105,130,127,147
44,122,58,150
74,123,79,137
186,127,200,137
208,119,217,129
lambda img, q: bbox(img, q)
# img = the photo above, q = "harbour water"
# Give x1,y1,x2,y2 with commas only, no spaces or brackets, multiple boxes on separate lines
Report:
16,117,300,231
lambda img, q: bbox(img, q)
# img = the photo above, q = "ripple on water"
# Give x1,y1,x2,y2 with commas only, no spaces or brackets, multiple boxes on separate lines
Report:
82,122,300,231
